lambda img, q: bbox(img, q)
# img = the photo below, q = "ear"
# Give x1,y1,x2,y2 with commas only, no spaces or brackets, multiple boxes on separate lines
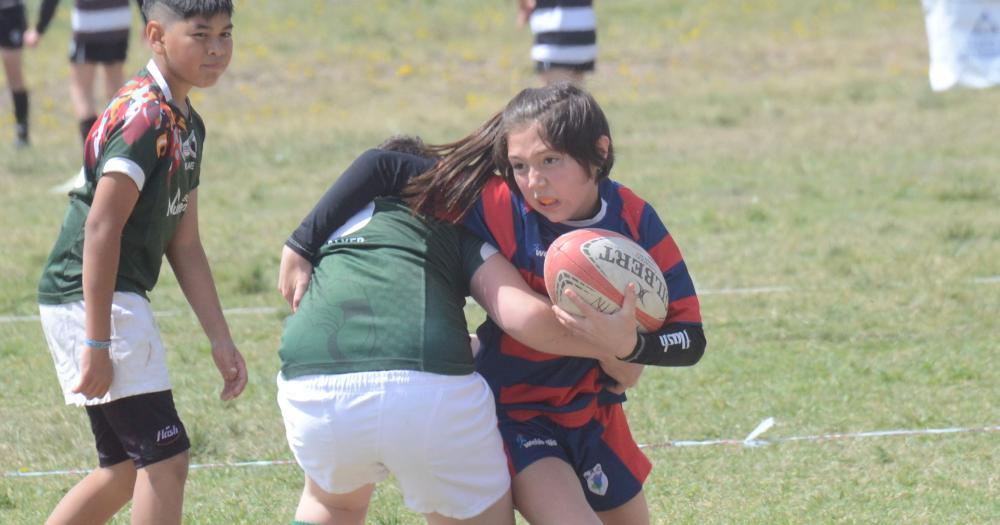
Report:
595,135,611,160
146,20,166,55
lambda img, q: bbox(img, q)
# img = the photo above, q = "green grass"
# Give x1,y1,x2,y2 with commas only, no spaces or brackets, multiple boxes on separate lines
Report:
2,0,999,523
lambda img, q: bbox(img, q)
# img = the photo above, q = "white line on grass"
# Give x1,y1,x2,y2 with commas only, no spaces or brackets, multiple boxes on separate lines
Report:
6,421,999,478
5,285,798,324
4,276,998,324
637,419,1000,450
699,286,792,296
0,306,283,324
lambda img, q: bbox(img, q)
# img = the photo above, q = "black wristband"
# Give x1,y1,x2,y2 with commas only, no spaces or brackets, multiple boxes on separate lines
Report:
618,332,644,362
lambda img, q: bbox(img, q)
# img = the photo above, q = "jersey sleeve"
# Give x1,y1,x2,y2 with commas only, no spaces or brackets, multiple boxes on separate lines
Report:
460,177,518,259
94,99,171,191
459,228,498,286
622,187,707,366
187,110,206,192
286,149,434,261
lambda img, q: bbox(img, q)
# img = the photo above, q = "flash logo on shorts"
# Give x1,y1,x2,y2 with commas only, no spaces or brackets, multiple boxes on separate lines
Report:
584,463,608,496
515,434,557,449
156,425,180,446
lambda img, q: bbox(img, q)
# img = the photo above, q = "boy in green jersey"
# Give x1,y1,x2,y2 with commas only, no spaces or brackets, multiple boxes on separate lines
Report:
37,1,246,523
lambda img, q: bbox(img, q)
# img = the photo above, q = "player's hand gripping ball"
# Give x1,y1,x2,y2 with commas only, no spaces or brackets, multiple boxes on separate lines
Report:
543,228,669,333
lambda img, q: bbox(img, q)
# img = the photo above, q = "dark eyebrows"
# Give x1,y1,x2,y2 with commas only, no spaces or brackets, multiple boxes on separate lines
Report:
191,21,234,30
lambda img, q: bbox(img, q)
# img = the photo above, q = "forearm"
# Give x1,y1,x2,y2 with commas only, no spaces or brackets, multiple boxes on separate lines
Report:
167,241,233,347
471,255,626,360
36,0,59,34
82,225,121,341
620,324,706,366
494,290,618,359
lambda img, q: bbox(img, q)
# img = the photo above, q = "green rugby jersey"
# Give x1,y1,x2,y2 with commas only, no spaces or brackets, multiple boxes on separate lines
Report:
279,198,490,378
39,60,204,304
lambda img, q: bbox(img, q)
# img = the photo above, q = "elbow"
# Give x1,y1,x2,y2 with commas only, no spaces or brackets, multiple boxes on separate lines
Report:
682,329,707,366
683,340,706,366
83,216,121,242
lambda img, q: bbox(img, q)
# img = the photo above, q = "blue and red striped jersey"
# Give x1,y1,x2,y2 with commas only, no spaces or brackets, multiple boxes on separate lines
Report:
464,177,702,427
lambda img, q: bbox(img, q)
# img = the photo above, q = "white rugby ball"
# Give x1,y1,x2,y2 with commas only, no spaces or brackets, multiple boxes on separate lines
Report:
543,228,669,332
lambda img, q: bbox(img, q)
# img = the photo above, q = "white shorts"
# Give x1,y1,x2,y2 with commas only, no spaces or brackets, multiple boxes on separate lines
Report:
276,370,510,519
39,292,171,406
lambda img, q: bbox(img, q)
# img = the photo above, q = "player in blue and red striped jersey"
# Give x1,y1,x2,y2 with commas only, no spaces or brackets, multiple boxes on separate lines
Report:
279,83,706,525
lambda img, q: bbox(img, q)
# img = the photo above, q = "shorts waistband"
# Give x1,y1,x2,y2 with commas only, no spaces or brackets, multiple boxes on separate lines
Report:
277,370,479,393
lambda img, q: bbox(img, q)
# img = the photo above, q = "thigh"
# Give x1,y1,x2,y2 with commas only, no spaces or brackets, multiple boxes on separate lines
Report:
106,292,171,400
276,373,388,495
383,373,510,520
39,300,88,405
566,405,651,512
513,457,601,525
94,390,191,468
425,489,514,525
39,293,170,406
296,475,374,525
596,490,649,525
498,415,571,476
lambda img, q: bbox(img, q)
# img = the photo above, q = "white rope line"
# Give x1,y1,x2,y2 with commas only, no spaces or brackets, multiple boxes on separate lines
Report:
699,286,792,296
637,418,1000,450
0,306,283,324
3,459,297,478
5,276,998,324
6,420,998,478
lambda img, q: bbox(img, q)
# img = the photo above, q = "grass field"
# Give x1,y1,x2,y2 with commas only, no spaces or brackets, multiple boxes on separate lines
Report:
2,0,999,523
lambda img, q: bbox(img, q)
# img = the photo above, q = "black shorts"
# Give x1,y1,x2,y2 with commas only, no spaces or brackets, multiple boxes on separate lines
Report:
0,5,26,50
85,390,191,469
69,38,128,64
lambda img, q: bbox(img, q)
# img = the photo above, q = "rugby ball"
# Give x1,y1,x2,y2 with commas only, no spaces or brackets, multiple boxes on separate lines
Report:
544,228,668,332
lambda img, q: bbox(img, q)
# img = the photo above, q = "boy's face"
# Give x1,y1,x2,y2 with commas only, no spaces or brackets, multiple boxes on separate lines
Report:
508,122,603,223
159,13,233,89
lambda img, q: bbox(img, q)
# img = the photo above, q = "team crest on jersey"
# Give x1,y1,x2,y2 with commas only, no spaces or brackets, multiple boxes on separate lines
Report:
583,463,608,496
181,131,198,170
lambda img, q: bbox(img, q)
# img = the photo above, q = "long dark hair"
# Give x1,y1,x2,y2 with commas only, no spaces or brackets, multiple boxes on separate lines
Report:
404,82,614,221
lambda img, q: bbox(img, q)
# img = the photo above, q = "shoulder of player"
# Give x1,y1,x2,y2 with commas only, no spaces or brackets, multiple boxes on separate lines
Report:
104,81,176,137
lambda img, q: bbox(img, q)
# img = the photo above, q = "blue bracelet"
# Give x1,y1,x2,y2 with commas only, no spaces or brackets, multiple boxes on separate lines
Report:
84,338,112,349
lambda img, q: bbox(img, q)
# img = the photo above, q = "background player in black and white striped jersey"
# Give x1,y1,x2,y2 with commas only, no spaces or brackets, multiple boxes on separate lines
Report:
25,0,145,143
516,0,597,85
0,0,31,146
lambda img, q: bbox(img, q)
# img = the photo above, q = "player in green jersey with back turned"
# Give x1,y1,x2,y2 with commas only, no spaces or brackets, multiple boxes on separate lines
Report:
276,137,642,525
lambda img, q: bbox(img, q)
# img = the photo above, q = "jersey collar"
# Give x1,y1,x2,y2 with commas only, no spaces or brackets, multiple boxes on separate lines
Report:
562,198,608,228
146,59,173,102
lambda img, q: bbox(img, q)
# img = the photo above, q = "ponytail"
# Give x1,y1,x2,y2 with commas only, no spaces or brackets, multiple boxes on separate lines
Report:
403,112,505,221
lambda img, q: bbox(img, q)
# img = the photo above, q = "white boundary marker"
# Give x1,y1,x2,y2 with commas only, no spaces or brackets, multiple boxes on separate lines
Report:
6,420,999,478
